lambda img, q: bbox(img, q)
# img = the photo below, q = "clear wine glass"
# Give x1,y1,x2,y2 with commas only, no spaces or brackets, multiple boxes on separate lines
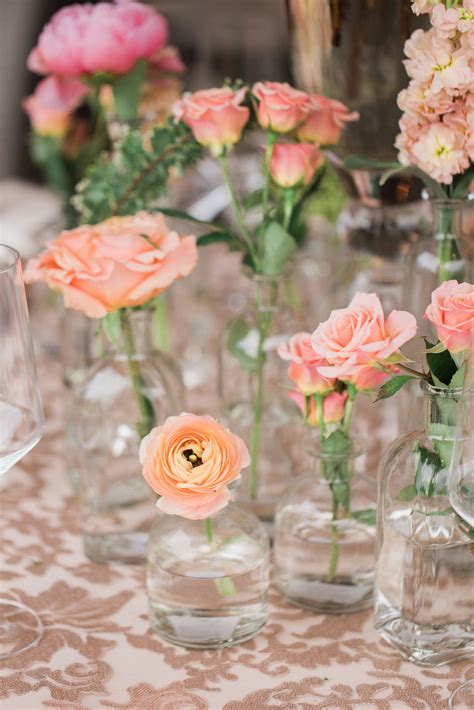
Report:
448,349,474,528
0,244,44,659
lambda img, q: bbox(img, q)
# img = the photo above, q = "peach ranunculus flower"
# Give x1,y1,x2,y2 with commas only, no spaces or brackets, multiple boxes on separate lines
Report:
251,81,312,134
288,390,348,426
269,143,324,188
296,95,359,146
424,280,474,353
24,212,197,318
28,1,168,77
139,413,250,519
278,332,335,395
173,87,250,155
22,76,88,137
311,292,417,381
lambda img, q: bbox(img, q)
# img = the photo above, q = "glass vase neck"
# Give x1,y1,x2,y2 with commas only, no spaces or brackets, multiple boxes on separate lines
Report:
421,382,466,428
251,275,284,312
430,198,473,237
115,309,154,356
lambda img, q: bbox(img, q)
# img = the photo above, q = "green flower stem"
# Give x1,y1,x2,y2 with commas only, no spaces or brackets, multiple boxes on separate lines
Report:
152,295,170,353
314,395,326,436
283,189,295,230
343,386,356,434
120,310,155,440
218,155,259,269
203,517,236,596
261,131,276,220
249,310,271,499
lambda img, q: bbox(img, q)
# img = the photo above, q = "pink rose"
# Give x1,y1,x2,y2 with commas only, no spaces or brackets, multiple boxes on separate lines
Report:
24,212,197,318
173,87,249,155
424,280,474,353
28,1,168,77
288,390,347,426
22,76,87,137
278,332,336,394
251,81,312,133
342,365,392,391
139,413,250,519
269,142,324,188
311,292,417,381
296,95,359,145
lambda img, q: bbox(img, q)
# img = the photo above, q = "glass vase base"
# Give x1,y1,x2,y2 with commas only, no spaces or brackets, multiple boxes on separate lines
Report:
375,594,474,666
277,575,373,614
0,600,44,660
149,603,268,649
84,532,148,565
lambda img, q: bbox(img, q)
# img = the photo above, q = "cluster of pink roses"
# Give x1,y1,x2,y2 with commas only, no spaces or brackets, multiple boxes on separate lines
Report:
23,1,178,138
174,81,358,189
397,1,474,184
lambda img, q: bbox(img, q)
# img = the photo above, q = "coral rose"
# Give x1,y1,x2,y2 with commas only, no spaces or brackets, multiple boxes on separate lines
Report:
139,413,250,519
424,280,474,353
269,143,324,188
297,95,359,145
288,391,347,426
173,87,249,155
23,76,87,137
251,81,312,133
24,212,197,318
278,332,335,394
27,1,168,77
311,292,417,381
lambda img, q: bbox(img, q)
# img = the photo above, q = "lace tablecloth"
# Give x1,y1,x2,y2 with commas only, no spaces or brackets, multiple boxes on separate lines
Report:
1,360,472,710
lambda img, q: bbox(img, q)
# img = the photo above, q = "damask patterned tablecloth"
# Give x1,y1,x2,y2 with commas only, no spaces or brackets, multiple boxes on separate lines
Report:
1,361,473,710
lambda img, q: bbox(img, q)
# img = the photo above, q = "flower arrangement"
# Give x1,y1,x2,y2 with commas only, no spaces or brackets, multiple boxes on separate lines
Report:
168,80,358,498
24,211,197,436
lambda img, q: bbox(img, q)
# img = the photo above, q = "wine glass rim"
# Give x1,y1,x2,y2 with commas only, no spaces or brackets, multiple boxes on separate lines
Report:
0,244,20,273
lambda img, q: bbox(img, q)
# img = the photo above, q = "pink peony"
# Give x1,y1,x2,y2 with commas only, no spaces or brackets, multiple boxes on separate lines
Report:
288,391,348,426
150,46,186,74
140,413,250,519
24,212,197,318
424,280,474,353
269,142,324,188
278,332,335,395
173,87,249,155
311,292,417,381
22,76,87,137
28,1,168,77
296,95,359,145
251,81,312,133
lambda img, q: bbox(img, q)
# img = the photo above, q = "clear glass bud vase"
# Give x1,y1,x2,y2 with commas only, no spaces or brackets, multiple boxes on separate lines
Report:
77,309,184,564
275,439,377,613
219,275,306,529
147,503,270,648
403,199,474,329
375,383,474,666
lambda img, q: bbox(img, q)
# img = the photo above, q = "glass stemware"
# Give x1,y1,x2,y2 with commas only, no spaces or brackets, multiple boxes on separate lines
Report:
448,350,474,528
0,244,44,659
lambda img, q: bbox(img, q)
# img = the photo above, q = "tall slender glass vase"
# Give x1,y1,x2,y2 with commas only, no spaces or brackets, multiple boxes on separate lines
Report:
375,383,474,666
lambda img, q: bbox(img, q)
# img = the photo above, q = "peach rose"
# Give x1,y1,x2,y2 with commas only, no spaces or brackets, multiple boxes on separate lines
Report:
269,142,324,188
288,390,347,426
173,87,249,155
27,1,168,77
23,76,87,137
311,293,417,380
24,212,197,318
297,95,359,145
139,413,250,519
424,280,474,353
251,81,312,133
278,332,335,394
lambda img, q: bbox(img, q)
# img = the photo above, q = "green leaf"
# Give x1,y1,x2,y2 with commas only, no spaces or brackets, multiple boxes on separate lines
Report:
380,166,447,199
243,188,263,209
260,221,297,276
428,422,456,469
421,341,446,355
102,311,122,350
425,338,457,386
197,231,243,251
112,59,147,120
397,484,417,502
352,508,377,526
375,375,414,402
344,155,400,171
453,165,474,198
449,363,466,389
320,429,352,456
414,444,445,497
226,319,259,373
